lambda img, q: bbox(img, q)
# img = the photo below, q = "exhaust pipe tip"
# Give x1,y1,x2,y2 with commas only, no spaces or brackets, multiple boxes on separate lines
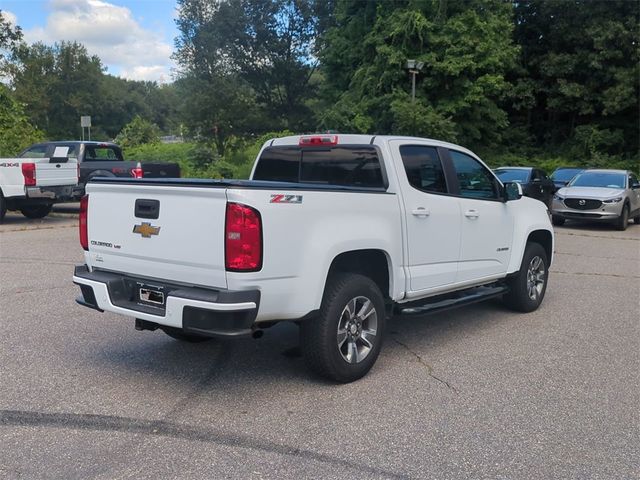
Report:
251,329,264,339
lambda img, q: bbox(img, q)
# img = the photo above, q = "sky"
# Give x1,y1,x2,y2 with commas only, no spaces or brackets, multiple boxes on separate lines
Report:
1,0,179,82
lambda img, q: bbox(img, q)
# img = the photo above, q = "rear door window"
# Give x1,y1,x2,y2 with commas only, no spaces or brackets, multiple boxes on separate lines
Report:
84,146,123,161
399,145,447,194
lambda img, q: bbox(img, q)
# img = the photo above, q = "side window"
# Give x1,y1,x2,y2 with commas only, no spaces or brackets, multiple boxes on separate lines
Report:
20,145,47,158
449,150,500,200
532,170,543,181
399,145,447,194
629,174,636,188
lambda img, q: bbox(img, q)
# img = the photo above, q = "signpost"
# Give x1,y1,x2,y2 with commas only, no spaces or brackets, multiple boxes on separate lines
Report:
80,116,91,141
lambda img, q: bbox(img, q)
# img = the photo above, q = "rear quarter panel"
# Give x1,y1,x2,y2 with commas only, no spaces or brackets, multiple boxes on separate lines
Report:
225,188,404,322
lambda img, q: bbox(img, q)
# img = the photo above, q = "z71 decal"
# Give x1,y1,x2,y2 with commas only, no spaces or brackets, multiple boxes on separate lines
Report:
270,194,303,204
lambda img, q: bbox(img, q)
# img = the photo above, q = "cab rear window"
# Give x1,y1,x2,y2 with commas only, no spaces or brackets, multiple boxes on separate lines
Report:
253,146,384,188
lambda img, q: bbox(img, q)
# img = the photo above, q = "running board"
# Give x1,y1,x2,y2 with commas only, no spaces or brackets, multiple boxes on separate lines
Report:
397,284,509,317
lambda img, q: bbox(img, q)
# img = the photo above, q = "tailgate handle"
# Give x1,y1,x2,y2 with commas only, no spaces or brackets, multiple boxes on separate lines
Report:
135,199,160,219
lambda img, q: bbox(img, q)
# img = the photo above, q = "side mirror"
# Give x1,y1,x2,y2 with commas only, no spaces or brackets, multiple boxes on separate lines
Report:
503,182,523,202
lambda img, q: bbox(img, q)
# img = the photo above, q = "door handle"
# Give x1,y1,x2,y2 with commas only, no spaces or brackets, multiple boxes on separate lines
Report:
411,208,430,217
464,209,479,219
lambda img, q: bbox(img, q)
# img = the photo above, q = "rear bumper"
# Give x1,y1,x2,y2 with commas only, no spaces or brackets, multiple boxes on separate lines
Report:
73,265,260,337
26,185,75,201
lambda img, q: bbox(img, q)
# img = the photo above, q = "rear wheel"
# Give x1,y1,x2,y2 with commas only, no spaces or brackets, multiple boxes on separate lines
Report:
634,214,640,225
20,204,52,219
504,242,549,313
615,204,629,231
0,193,6,223
301,273,386,383
551,215,565,226
161,327,213,343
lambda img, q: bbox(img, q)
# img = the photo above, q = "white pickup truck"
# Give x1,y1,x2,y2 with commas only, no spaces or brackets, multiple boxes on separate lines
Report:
0,147,78,222
73,134,553,382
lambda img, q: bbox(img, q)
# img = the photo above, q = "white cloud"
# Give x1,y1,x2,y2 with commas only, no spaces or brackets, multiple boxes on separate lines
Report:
23,0,174,83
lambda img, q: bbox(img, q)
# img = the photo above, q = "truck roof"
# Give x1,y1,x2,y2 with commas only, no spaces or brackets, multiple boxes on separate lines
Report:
31,141,119,147
268,134,479,158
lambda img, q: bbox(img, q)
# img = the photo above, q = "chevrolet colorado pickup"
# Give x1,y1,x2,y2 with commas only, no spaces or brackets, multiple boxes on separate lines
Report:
0,146,78,222
19,141,180,199
73,134,554,382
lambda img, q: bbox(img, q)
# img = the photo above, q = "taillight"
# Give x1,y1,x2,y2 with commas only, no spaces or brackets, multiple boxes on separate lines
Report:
21,162,36,186
225,202,262,272
299,135,338,146
79,195,89,250
131,162,144,178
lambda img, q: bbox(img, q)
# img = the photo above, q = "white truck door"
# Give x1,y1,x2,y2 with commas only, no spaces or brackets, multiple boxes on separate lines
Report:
447,149,513,283
389,141,461,292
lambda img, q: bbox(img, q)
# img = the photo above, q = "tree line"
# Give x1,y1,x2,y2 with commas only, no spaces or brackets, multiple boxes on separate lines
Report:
0,0,638,171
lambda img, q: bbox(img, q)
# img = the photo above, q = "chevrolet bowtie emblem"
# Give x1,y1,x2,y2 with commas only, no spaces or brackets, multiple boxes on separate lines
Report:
133,222,160,238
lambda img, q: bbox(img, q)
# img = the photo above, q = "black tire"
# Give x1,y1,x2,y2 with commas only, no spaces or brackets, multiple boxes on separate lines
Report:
634,215,640,225
161,327,213,343
551,215,565,226
615,204,629,231
301,273,386,383
20,204,52,219
0,192,6,223
503,242,549,313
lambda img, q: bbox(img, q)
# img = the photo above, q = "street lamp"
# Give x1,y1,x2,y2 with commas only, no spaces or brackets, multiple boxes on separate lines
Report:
405,60,425,102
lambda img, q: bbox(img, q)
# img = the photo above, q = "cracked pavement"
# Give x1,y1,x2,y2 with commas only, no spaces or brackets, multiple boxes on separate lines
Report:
1,213,638,479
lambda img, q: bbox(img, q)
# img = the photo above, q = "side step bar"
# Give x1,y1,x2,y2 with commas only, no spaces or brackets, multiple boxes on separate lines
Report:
397,284,509,317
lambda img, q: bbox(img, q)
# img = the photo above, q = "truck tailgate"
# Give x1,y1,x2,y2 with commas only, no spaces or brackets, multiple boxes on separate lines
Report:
36,160,78,187
85,182,228,289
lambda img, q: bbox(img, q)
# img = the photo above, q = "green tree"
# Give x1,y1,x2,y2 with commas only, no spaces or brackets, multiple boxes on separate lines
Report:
0,84,44,156
511,0,639,158
319,0,517,147
10,41,105,138
115,115,160,148
174,0,331,141
0,9,22,78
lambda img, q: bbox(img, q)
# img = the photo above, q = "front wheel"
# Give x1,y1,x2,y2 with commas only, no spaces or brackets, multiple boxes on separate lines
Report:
504,242,549,313
551,215,565,226
20,204,52,219
301,273,386,383
615,204,629,231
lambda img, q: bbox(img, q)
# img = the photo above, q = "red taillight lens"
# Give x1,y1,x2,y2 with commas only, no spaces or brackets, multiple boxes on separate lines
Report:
131,162,144,178
225,202,262,272
79,195,89,250
21,162,36,186
299,135,338,146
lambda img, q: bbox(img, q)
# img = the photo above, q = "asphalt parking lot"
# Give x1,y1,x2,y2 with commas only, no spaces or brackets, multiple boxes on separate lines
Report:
1,211,638,479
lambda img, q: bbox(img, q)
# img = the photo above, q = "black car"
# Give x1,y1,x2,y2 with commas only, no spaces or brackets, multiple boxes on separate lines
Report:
550,167,584,189
19,141,181,198
494,167,556,208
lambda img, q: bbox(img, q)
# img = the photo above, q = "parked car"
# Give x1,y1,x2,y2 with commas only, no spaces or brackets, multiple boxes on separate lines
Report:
0,146,77,222
73,134,554,383
550,167,584,189
494,167,556,208
551,169,640,230
19,141,181,199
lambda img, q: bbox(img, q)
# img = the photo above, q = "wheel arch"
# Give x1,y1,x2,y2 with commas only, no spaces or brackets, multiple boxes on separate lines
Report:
325,249,393,301
526,229,553,266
